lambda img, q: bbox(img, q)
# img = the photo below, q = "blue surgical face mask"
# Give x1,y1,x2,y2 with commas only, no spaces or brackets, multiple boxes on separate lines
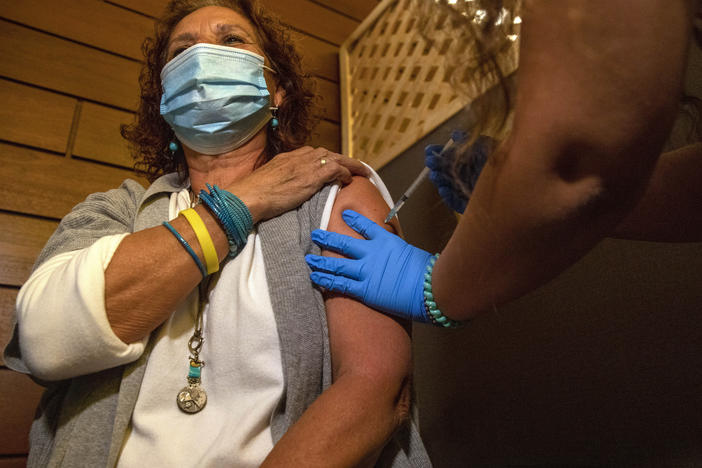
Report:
160,43,275,155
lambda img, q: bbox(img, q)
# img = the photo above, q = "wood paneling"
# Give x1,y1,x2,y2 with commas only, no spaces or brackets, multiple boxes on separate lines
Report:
313,78,340,123
0,19,141,111
259,0,357,45
309,119,340,152
0,79,76,154
109,0,358,46
0,1,340,83
105,0,175,18
0,213,58,287
73,103,135,168
0,369,44,455
313,0,379,21
292,31,339,82
0,287,18,366
0,457,28,468
0,0,152,61
0,143,145,220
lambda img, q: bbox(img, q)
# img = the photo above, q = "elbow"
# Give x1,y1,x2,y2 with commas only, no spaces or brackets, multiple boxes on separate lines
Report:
21,349,71,382
392,375,412,427
17,322,76,382
553,137,658,221
507,125,661,221
513,97,669,196
340,357,413,431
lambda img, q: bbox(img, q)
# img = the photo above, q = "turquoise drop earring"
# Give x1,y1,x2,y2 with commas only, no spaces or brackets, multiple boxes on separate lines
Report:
169,140,179,157
270,107,279,130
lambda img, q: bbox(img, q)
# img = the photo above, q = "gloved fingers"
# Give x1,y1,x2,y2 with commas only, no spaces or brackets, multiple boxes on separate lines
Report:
311,229,366,258
436,185,467,213
450,130,469,144
424,144,447,170
305,254,363,280
454,156,486,192
429,168,453,188
341,210,388,240
309,271,364,299
437,186,455,204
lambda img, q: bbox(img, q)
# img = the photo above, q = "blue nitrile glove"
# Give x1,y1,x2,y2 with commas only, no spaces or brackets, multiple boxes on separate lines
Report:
424,134,494,213
305,209,433,323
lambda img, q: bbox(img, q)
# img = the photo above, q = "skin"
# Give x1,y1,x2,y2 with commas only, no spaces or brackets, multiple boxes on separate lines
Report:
105,6,408,466
263,177,408,467
431,0,695,320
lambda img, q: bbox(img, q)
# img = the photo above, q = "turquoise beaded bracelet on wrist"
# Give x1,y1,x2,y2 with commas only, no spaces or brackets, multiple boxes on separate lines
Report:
423,253,463,328
163,221,208,278
199,183,253,258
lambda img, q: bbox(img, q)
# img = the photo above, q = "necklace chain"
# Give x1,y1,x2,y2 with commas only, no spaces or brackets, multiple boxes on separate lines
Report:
176,275,212,413
189,187,201,208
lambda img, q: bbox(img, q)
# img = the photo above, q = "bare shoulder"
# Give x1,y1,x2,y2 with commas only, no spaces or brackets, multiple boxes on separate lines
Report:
328,176,400,238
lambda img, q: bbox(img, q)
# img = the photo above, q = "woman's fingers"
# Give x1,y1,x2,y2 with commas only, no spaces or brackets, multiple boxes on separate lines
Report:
307,147,370,184
333,155,370,177
232,146,370,222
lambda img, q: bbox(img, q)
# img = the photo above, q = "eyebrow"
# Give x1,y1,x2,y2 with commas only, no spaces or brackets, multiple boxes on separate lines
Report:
168,23,255,51
215,23,253,39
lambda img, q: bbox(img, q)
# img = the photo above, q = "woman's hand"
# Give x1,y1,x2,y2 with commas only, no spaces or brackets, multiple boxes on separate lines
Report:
305,209,433,323
227,146,370,223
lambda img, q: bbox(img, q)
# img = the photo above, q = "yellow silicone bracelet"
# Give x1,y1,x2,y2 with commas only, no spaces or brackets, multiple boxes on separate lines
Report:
180,208,219,275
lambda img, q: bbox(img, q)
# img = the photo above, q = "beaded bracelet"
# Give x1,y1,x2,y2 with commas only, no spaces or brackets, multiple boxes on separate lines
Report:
163,221,208,279
423,254,463,328
198,183,253,258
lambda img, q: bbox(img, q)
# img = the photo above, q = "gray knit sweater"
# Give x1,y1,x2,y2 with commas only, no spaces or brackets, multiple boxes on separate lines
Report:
3,173,431,468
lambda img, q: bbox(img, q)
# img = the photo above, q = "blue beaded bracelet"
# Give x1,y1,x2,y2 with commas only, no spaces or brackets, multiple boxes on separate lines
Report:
163,221,207,278
423,254,463,328
199,184,253,258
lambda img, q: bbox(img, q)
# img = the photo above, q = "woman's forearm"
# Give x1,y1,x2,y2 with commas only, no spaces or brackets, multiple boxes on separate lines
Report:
433,137,640,319
104,203,230,343
432,0,691,320
261,375,408,468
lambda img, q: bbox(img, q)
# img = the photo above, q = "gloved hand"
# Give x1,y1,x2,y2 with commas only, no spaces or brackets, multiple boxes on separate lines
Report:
305,209,433,323
425,134,494,213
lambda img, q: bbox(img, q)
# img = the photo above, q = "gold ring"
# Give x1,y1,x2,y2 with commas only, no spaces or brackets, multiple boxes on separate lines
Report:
320,158,327,166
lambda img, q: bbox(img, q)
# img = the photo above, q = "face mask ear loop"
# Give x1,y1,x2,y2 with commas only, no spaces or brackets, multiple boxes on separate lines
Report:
263,65,277,74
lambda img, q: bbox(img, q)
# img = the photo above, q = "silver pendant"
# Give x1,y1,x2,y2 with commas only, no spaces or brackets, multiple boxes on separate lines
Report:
177,383,207,413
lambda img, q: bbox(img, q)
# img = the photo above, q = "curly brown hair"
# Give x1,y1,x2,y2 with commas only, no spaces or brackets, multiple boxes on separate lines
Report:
121,0,317,182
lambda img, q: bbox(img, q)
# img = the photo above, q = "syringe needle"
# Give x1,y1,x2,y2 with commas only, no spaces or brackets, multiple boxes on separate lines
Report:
384,134,460,224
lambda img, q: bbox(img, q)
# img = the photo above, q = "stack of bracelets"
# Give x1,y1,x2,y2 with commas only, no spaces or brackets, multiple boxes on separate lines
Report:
423,253,463,328
162,183,254,279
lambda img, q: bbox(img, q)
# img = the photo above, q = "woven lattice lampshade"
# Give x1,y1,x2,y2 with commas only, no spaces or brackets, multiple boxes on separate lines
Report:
340,0,519,169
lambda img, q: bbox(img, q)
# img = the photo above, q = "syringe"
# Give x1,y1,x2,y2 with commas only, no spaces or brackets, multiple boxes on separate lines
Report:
384,131,465,224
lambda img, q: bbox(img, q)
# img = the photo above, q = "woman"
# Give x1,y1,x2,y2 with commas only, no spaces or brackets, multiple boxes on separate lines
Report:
306,0,702,325
2,1,431,467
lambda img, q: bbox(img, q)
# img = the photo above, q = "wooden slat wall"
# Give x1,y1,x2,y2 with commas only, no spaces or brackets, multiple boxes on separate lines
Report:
0,0,379,463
